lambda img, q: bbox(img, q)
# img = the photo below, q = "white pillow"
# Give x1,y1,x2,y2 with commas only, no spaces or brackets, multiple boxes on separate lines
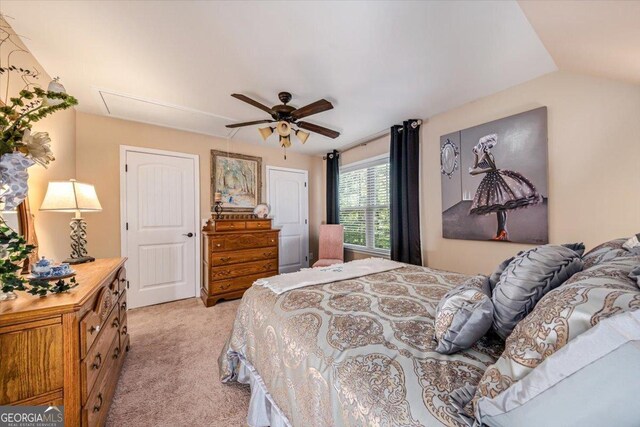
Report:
475,309,640,427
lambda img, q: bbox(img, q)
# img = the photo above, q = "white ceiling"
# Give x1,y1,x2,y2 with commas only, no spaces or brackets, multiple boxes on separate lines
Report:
1,1,556,155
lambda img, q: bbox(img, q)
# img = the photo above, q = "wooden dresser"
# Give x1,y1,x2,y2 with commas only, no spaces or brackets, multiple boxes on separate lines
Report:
0,258,129,427
201,217,279,306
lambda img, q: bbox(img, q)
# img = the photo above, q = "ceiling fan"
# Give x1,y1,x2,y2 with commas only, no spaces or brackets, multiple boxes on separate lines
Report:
225,92,340,150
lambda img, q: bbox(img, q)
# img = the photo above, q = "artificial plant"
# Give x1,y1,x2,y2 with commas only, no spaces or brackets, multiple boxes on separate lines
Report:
0,86,78,157
0,16,79,296
0,221,32,293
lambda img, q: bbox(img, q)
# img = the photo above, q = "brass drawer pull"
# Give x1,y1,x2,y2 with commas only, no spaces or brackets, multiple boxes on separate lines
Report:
113,347,121,359
215,243,222,248
220,257,231,262
92,353,102,370
112,317,120,328
257,223,263,227
93,393,103,413
220,283,232,290
89,324,101,334
263,252,273,257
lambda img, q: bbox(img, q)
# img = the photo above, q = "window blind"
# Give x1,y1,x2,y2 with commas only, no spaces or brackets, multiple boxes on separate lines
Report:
339,156,390,254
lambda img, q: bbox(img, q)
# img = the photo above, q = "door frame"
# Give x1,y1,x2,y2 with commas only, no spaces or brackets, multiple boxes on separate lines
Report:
266,165,310,269
119,145,201,300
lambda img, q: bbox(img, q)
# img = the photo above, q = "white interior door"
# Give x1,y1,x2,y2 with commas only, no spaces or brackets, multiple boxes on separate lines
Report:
123,149,198,308
267,167,309,273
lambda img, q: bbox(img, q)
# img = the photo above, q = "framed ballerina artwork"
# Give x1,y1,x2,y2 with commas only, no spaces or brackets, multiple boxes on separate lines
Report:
440,107,548,244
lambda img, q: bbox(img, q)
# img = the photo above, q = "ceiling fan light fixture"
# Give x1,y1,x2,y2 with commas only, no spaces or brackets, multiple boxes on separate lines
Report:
258,126,274,141
295,129,310,144
279,135,291,148
276,121,291,137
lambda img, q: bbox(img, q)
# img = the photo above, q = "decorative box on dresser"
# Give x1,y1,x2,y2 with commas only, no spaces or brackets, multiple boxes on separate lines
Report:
201,217,279,307
0,258,130,427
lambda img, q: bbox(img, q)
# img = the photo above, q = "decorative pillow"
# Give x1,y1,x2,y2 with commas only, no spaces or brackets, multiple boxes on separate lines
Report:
488,256,514,291
582,238,629,269
434,275,494,355
474,309,640,427
492,243,585,340
472,256,640,416
623,233,640,250
630,266,640,288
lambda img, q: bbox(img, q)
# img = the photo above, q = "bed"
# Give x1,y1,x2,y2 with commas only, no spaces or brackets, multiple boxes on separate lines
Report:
219,264,504,427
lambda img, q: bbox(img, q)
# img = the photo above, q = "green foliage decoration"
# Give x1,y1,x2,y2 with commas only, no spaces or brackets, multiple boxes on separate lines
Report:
0,62,79,297
0,221,32,293
0,86,78,157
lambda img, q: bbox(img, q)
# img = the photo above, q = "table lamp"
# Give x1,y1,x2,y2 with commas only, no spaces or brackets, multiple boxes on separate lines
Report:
40,179,102,264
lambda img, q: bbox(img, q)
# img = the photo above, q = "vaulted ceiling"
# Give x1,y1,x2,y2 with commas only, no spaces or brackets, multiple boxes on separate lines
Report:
3,1,612,155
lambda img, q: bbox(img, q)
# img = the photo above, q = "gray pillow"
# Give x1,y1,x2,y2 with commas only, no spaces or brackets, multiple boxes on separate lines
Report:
630,266,640,288
492,244,584,340
434,276,494,354
489,256,515,291
582,238,629,269
475,309,640,427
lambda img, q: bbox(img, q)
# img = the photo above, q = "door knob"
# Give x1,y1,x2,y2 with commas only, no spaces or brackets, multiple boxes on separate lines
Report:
183,232,194,238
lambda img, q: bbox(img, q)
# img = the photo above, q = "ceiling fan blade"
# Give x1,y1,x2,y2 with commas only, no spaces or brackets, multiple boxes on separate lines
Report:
290,99,333,120
231,94,275,115
225,119,273,129
297,121,340,139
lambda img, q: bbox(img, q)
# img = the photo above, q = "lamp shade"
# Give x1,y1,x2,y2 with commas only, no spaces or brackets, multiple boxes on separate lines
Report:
258,126,274,141
276,121,291,137
40,179,102,212
279,135,291,148
295,129,310,144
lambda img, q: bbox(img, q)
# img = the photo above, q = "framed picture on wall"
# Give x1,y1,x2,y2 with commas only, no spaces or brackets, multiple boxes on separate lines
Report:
440,107,548,244
211,150,262,212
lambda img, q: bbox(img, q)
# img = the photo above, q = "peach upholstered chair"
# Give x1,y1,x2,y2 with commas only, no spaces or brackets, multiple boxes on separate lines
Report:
312,224,344,267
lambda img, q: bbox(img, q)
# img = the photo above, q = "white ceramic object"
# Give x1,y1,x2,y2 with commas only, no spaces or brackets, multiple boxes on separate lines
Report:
253,203,270,219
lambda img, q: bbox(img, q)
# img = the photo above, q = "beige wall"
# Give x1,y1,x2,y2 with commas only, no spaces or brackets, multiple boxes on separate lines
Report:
75,113,324,263
340,135,389,165
422,71,640,274
0,18,77,261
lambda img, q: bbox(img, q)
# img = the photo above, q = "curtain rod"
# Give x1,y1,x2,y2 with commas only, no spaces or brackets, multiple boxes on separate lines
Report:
396,119,422,131
322,119,423,159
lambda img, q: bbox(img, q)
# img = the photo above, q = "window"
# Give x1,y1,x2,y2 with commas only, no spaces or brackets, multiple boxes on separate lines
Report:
339,155,390,255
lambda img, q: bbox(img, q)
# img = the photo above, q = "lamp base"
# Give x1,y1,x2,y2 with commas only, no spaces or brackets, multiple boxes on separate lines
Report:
64,256,95,265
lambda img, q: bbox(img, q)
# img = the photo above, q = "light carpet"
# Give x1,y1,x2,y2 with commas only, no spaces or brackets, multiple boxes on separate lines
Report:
106,298,250,426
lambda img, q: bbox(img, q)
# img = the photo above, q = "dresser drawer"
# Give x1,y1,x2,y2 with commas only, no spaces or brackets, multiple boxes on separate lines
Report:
215,220,246,231
80,287,118,358
118,290,127,323
210,247,277,266
116,267,127,293
82,334,124,427
210,259,278,281
81,312,119,404
245,220,271,230
119,313,129,349
209,271,277,294
210,232,278,252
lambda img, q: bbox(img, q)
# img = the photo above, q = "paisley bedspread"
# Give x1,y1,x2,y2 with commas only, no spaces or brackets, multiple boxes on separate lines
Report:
219,264,504,427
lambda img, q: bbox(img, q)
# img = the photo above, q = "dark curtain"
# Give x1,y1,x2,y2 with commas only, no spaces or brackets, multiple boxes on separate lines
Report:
390,120,422,265
326,149,340,224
